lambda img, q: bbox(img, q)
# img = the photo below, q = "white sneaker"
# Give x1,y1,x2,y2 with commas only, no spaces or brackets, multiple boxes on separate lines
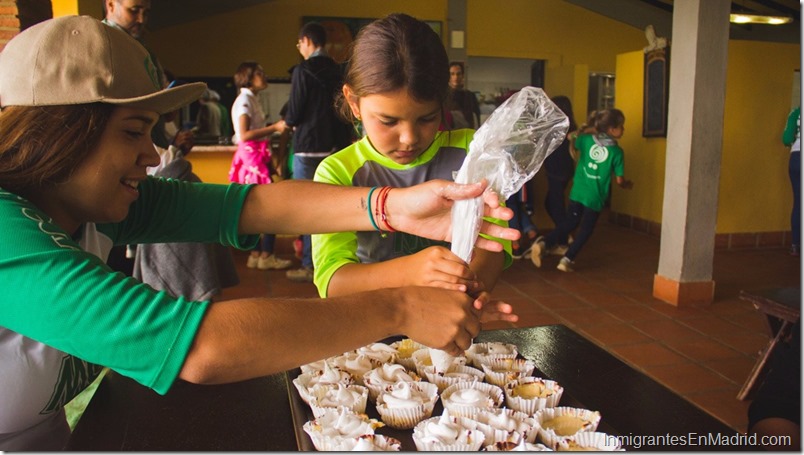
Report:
548,244,569,256
257,255,292,270
557,257,575,272
246,255,259,269
530,237,546,268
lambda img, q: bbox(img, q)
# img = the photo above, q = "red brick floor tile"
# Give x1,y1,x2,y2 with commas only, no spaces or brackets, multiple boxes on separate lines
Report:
643,363,734,395
684,388,751,433
552,308,623,327
631,318,710,345
705,356,757,385
610,342,690,367
671,338,746,363
576,323,653,347
604,304,665,323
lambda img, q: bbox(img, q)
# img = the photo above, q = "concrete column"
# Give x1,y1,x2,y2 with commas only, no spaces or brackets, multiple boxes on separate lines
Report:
653,0,730,306
446,0,467,65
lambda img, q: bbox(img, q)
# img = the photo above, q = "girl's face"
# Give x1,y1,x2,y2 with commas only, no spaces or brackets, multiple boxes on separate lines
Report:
32,106,161,234
345,86,442,165
250,66,268,92
608,123,625,139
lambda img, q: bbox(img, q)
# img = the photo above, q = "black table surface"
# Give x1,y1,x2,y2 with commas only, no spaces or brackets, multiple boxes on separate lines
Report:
67,324,748,451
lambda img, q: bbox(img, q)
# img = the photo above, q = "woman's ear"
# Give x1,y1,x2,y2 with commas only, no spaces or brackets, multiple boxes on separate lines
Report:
342,85,361,120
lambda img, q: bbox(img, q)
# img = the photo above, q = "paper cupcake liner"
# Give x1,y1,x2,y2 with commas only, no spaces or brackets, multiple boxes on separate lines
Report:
362,366,421,403
459,408,539,445
375,382,439,429
411,349,467,378
441,381,504,419
293,370,354,404
483,440,552,451
411,416,486,451
390,339,425,371
423,364,485,392
557,431,624,451
534,406,602,449
465,342,518,368
481,358,536,387
302,408,382,451
308,384,369,418
504,377,564,415
331,434,402,451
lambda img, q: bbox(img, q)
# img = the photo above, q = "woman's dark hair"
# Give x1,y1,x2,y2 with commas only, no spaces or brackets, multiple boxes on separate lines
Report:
580,108,625,134
551,95,577,132
336,13,449,122
0,104,113,194
233,61,261,90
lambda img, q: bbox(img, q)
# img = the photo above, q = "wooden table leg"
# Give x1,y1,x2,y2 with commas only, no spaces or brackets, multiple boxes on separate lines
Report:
737,320,792,401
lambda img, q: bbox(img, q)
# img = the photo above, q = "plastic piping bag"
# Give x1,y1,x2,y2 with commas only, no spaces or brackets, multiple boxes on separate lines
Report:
430,87,569,373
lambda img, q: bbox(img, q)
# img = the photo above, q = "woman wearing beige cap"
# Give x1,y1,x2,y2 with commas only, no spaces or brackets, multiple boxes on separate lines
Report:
0,16,519,450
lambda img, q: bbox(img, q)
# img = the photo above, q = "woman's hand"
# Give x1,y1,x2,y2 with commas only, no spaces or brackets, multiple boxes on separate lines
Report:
387,179,520,252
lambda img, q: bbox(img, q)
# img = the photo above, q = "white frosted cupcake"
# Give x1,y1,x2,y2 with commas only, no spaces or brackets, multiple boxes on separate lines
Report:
330,352,376,386
482,358,537,388
411,349,466,378
460,407,539,445
465,342,518,368
300,358,329,375
484,439,552,451
355,342,397,365
535,406,601,449
441,381,504,419
504,377,564,415
423,364,484,392
375,380,439,429
339,434,402,451
362,363,420,402
308,383,369,418
302,407,383,451
292,361,354,404
412,410,486,451
390,338,424,370
556,432,624,451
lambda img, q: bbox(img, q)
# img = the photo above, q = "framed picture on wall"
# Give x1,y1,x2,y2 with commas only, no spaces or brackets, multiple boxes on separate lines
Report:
643,47,670,137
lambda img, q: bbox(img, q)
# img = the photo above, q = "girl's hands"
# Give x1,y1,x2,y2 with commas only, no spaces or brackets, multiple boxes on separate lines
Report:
387,179,520,252
400,246,480,293
472,292,519,324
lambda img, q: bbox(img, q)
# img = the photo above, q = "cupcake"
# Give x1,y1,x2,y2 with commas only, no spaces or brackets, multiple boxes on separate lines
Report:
341,434,402,451
423,364,485,392
390,338,424,370
465,342,518,368
412,410,486,451
302,407,383,451
292,361,354,404
300,358,329,375
375,380,439,429
482,358,537,388
308,383,369,418
484,439,553,451
354,342,397,365
331,352,375,386
556,432,623,451
535,407,602,449
504,377,564,415
440,381,504,419
411,349,466,378
460,407,539,445
362,363,420,402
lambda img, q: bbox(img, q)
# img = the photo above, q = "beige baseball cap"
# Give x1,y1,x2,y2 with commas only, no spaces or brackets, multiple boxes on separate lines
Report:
0,15,205,114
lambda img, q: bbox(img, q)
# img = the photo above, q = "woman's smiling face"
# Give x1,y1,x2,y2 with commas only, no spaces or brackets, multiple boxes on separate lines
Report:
346,86,442,165
32,106,161,234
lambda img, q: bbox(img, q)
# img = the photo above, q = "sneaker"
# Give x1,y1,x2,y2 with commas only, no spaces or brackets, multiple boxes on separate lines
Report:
557,257,575,272
790,245,800,257
530,237,546,268
286,267,314,283
246,255,259,269
257,255,292,270
548,244,569,256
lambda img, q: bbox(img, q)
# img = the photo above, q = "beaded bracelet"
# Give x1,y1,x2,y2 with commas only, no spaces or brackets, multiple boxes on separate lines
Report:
367,186,381,232
379,186,396,233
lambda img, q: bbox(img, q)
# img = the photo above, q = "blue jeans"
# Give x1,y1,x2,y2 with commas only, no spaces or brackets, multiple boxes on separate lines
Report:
544,200,600,261
253,234,276,254
790,152,801,247
293,155,328,269
545,174,570,228
506,188,537,237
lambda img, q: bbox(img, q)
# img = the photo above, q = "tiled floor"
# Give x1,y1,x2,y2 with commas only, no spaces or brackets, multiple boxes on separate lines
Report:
219,220,800,433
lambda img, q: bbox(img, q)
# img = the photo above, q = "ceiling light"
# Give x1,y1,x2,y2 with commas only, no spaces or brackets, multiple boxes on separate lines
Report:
730,14,793,25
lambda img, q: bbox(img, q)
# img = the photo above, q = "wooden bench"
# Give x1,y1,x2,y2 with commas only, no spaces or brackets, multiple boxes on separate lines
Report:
737,287,801,401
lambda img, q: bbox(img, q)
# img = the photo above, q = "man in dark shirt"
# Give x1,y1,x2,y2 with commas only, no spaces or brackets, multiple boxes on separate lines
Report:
285,22,352,283
447,61,481,129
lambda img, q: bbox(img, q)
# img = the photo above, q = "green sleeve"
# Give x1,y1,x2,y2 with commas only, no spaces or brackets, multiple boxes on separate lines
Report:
783,107,800,147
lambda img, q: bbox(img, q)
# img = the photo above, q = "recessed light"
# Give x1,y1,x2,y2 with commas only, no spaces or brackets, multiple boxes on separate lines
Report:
730,14,793,25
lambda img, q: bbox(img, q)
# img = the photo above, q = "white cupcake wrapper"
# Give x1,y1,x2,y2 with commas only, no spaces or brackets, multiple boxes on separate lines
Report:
504,377,564,415
292,371,354,404
557,431,624,451
441,381,504,419
465,342,518,368
411,349,467,378
332,434,402,451
411,416,486,451
362,366,420,403
308,384,369,418
375,381,439,429
423,364,485,392
459,408,539,445
481,358,537,387
534,406,602,449
483,440,552,451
